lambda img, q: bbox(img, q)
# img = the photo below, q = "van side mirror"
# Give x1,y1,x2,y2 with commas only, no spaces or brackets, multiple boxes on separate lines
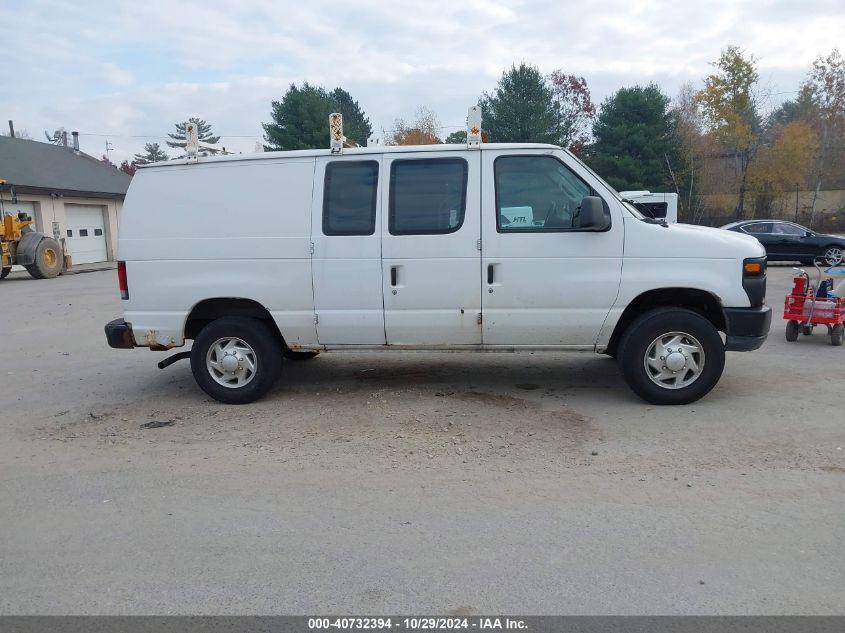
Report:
579,196,610,231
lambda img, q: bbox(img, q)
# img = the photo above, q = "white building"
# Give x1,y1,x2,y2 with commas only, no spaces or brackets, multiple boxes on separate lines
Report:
0,135,131,264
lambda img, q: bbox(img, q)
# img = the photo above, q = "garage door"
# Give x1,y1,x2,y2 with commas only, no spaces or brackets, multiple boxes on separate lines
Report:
65,205,108,264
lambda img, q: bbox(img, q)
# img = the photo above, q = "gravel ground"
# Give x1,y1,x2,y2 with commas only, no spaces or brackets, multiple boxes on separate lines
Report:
0,265,843,614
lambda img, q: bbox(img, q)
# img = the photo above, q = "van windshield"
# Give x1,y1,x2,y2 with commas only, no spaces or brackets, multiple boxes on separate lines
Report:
561,149,646,220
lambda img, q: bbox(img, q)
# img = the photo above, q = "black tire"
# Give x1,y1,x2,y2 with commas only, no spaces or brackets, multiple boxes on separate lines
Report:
801,324,813,336
24,237,63,279
617,308,725,405
832,324,843,347
0,267,10,280
822,245,843,266
785,320,800,342
283,349,319,361
190,317,283,404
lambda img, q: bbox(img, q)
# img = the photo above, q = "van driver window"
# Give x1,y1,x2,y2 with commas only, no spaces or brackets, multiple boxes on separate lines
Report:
495,156,594,232
323,161,379,236
389,158,468,235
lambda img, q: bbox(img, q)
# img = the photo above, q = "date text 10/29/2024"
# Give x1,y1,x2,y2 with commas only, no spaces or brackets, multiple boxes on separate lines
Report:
308,618,528,630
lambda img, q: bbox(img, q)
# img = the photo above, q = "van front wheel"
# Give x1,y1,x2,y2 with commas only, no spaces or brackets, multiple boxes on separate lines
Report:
618,308,725,405
190,317,282,404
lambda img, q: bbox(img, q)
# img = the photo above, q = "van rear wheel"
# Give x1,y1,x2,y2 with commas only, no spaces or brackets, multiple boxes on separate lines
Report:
618,308,725,405
190,317,282,404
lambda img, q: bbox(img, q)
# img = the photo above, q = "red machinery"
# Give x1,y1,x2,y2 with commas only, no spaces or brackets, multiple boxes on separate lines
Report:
783,266,845,346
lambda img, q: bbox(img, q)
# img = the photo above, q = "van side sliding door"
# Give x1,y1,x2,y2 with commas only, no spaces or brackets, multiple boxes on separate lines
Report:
381,151,482,345
311,156,386,345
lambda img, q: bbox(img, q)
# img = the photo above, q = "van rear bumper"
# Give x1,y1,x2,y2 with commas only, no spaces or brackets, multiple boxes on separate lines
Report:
723,306,772,352
104,318,136,349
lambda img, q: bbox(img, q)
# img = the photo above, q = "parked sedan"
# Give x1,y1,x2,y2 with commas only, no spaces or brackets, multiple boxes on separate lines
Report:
722,220,845,265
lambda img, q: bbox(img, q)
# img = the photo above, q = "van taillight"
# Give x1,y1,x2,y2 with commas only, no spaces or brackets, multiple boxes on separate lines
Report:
117,261,129,300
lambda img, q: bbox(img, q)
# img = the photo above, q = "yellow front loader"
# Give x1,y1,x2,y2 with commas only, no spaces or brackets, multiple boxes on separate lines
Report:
0,179,63,280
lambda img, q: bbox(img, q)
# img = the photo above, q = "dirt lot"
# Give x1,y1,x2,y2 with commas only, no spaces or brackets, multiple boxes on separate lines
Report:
0,265,843,614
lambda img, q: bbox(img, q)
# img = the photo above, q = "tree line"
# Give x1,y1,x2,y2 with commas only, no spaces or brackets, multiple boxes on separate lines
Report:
128,45,844,225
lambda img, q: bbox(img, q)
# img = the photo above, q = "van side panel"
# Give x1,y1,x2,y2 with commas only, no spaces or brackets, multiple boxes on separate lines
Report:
118,159,318,347
595,216,756,349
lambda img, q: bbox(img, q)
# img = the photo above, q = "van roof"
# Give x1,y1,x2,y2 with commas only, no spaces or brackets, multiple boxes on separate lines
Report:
139,142,563,169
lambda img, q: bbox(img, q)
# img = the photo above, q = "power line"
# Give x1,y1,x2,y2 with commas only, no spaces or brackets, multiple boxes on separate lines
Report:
77,132,260,139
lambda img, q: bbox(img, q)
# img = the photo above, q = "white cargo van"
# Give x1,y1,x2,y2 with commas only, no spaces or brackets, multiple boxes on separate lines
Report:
105,128,771,405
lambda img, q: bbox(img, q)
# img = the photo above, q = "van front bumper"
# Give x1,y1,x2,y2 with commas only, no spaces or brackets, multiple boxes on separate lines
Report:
723,306,772,352
104,318,136,349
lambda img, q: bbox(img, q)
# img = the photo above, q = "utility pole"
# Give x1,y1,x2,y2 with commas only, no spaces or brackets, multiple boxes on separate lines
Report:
795,185,799,223
105,139,114,162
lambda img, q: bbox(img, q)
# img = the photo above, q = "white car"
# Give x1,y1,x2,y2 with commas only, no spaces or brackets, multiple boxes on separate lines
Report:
105,140,770,405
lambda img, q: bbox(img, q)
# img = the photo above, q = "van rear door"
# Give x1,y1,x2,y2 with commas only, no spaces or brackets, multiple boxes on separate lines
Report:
381,151,481,345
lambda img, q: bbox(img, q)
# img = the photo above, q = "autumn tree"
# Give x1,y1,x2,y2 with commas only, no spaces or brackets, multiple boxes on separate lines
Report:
801,48,845,223
391,107,442,145
670,83,710,221
480,64,560,144
548,71,595,154
167,117,220,151
587,84,674,192
133,142,169,165
263,83,372,150
119,160,137,176
696,46,763,220
747,121,816,216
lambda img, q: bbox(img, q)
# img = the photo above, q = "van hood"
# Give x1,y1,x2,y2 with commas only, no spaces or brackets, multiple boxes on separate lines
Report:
624,218,766,259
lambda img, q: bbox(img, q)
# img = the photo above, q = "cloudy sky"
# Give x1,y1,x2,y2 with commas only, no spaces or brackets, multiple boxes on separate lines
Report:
2,0,843,162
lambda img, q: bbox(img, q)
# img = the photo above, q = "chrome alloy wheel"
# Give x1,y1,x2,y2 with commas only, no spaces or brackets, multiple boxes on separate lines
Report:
206,337,257,388
643,331,706,390
824,246,843,266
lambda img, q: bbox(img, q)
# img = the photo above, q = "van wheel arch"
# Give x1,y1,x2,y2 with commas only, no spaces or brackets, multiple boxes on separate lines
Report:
184,298,285,347
606,288,725,358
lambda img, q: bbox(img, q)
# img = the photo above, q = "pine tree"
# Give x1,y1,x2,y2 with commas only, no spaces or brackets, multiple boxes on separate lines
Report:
166,117,220,151
445,130,467,144
328,88,373,146
479,64,560,144
587,84,674,192
133,142,169,165
263,83,372,150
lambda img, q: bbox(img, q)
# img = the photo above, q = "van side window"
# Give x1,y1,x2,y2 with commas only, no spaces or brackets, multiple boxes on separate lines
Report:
494,156,595,232
389,158,467,235
323,161,379,236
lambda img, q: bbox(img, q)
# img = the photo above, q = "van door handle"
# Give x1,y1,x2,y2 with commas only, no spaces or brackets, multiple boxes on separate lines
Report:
487,264,494,284
390,266,398,286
